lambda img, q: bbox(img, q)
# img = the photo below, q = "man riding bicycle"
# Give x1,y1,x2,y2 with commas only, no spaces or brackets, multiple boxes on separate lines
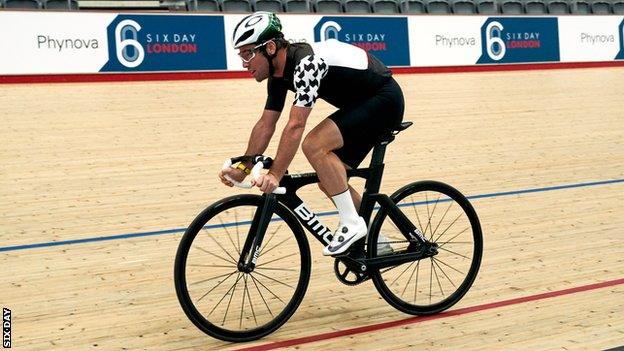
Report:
218,12,405,256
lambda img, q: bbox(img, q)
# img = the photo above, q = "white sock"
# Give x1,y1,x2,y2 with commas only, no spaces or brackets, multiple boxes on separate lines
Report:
331,190,360,226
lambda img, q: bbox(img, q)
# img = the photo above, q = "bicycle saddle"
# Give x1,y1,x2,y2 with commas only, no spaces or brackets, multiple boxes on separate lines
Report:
379,121,413,143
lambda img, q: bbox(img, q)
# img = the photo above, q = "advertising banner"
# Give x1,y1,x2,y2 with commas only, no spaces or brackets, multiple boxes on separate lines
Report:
559,16,622,62
101,14,226,72
408,16,483,66
0,12,113,74
477,17,560,64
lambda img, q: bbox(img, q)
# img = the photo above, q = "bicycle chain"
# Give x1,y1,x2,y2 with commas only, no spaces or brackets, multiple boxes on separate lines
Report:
334,240,422,286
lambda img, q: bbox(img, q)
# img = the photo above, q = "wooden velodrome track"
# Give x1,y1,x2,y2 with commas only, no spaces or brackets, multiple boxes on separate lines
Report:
1,66,623,350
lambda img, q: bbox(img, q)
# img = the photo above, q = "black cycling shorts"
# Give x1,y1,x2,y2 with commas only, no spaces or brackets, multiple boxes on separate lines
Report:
328,77,405,169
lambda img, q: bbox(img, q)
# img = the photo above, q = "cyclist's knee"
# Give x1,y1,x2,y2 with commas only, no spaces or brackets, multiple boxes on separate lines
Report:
302,133,321,160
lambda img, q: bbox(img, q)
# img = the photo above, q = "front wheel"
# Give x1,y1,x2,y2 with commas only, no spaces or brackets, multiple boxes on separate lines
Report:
368,181,482,315
174,194,311,342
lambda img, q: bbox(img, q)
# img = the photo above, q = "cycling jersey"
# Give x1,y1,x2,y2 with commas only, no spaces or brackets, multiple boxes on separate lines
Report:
265,39,392,112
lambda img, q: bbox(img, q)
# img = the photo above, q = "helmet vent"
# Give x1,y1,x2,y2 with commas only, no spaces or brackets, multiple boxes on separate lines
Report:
236,29,255,46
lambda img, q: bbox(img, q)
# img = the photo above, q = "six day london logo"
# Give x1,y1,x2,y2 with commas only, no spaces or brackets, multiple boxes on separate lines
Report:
477,17,560,64
100,15,226,72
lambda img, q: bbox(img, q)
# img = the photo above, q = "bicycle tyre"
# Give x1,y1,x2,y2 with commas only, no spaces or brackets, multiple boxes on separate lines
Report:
174,194,311,342
367,180,482,315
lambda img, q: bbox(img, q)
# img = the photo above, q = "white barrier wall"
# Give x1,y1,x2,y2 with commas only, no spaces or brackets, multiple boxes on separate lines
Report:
0,11,623,75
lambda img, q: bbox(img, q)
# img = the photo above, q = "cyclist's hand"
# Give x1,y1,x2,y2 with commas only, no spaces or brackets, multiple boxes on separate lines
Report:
252,172,280,194
218,167,247,187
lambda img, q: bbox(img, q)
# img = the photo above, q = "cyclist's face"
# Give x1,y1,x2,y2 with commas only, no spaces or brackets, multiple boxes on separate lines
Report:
238,44,269,82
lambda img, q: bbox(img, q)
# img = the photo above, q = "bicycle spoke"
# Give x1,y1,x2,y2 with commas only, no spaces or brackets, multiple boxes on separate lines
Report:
191,270,237,287
429,259,433,304
424,193,432,239
222,272,242,326
401,262,418,298
255,252,298,268
432,257,457,289
250,273,286,304
189,264,237,269
239,274,248,328
431,201,453,241
217,216,239,256
425,194,441,241
434,212,463,243
252,270,295,289
250,273,273,317
437,227,471,249
234,210,241,255
438,246,471,260
389,261,414,287
414,260,420,304
208,272,242,318
207,226,239,264
195,246,237,265
259,224,282,257
431,258,445,298
196,270,238,302
259,234,290,258
244,275,258,326
255,266,297,272
433,256,466,275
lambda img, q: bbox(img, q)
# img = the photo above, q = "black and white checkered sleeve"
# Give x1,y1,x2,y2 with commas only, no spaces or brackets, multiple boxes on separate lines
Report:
292,55,328,108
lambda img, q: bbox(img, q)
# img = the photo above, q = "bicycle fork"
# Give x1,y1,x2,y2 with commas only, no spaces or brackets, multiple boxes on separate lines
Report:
237,193,276,273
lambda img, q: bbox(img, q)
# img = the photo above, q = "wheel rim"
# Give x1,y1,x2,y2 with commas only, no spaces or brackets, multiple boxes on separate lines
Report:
179,199,308,335
371,184,481,312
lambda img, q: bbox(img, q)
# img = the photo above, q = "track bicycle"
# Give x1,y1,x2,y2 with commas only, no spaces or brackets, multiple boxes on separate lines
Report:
174,121,483,342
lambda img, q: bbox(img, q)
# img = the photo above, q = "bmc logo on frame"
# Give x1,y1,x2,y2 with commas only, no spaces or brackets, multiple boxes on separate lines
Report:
3,308,10,349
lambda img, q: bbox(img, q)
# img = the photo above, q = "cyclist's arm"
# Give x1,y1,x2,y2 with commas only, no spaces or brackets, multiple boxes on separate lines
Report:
268,54,326,179
242,109,281,166
268,106,311,179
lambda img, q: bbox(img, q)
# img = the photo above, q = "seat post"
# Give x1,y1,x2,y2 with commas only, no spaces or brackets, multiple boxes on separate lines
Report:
370,138,392,167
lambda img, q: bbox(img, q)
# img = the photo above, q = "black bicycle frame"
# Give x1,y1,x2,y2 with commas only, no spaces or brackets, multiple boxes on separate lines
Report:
238,140,431,272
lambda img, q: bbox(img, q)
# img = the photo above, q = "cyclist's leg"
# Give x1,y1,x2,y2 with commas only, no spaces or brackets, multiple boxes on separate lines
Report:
302,119,367,255
301,118,349,196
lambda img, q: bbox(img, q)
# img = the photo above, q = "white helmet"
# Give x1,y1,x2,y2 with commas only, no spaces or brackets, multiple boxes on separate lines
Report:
232,12,283,49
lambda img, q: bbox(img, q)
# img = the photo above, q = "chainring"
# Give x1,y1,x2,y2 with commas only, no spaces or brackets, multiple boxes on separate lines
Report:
333,258,369,286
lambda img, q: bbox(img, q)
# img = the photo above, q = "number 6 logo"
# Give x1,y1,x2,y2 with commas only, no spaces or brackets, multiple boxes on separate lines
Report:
115,19,145,68
486,21,506,61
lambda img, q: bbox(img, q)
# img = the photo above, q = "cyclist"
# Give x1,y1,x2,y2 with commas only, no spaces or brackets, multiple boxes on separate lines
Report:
218,12,405,256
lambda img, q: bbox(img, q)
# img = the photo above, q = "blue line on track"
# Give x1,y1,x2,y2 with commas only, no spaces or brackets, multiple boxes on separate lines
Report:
1,178,622,253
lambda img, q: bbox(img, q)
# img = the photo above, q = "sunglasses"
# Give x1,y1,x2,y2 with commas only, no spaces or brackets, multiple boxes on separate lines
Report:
238,41,270,63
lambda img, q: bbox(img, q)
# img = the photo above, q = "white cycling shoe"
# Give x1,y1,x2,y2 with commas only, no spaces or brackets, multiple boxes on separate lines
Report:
323,217,368,256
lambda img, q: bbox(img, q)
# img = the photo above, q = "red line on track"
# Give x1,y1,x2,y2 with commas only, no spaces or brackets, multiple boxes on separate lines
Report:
2,61,624,84
235,277,624,351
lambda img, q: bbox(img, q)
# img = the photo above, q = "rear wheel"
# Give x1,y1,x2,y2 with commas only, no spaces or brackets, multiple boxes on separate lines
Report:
368,181,482,315
174,195,311,342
